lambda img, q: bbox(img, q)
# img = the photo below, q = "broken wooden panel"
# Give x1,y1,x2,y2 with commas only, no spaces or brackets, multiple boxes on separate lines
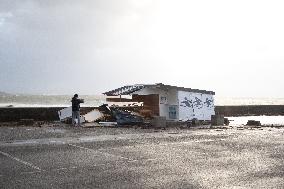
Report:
132,94,159,116
106,97,133,102
58,107,72,121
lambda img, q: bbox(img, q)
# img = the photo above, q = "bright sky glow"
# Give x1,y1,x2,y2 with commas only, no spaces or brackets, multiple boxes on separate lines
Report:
0,0,284,97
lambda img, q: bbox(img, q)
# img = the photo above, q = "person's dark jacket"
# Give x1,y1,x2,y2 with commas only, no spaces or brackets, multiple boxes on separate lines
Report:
71,97,84,111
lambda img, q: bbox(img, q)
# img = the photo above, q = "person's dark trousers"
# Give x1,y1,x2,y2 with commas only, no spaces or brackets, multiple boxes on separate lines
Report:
72,111,81,126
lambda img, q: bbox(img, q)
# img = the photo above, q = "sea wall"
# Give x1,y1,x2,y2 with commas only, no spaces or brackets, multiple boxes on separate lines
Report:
1,105,284,122
215,105,284,117
0,107,95,122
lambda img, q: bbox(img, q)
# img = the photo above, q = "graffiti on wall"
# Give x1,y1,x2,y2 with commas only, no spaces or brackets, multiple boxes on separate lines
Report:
178,91,215,120
180,97,213,109
204,98,213,107
180,97,193,108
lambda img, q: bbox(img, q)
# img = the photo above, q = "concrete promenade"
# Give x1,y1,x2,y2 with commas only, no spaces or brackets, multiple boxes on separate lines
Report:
0,124,284,188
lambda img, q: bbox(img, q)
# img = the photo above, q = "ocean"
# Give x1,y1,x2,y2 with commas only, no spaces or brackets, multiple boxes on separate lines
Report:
1,95,284,107
0,95,106,107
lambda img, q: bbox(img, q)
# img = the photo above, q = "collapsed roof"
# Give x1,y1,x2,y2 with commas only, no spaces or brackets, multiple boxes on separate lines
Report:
103,83,215,96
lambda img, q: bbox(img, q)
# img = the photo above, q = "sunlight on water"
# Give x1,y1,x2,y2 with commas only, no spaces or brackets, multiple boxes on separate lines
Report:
215,97,284,106
1,95,284,107
0,95,106,107
227,116,284,126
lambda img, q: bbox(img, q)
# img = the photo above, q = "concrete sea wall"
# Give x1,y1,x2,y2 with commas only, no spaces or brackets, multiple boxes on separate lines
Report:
0,107,95,122
215,105,284,117
0,105,284,122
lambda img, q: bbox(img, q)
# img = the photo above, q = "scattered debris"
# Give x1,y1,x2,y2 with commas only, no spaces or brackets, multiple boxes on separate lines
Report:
18,119,35,126
150,116,166,128
186,120,192,128
191,118,200,126
168,132,179,134
35,121,45,127
112,108,143,126
58,104,144,127
215,129,224,131
212,126,229,130
224,118,230,126
246,120,261,126
237,126,244,130
58,107,72,122
211,115,224,126
98,122,117,127
138,109,154,119
82,122,102,128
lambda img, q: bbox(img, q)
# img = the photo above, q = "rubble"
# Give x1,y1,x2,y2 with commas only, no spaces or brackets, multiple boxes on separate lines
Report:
111,108,143,125
58,107,72,121
58,104,144,126
211,115,225,126
191,118,200,126
150,116,166,128
17,119,35,126
224,118,230,126
98,122,117,127
246,120,261,126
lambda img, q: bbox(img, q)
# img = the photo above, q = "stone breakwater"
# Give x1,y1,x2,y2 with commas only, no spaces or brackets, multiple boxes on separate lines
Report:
0,105,284,122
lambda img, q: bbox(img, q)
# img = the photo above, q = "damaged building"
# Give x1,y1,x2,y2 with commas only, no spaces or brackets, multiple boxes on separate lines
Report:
104,83,215,121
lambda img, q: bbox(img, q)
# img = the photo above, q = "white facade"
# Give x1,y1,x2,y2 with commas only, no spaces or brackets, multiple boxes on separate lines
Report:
133,88,215,121
178,91,215,121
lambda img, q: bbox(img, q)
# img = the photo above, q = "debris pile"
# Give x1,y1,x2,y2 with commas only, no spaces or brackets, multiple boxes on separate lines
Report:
58,104,144,127
112,108,143,125
211,115,225,126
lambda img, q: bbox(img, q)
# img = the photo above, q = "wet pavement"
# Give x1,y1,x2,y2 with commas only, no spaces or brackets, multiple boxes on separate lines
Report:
0,123,284,188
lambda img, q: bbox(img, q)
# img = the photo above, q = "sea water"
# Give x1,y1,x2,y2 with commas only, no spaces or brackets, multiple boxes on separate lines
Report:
1,95,284,107
0,95,106,107
227,116,284,126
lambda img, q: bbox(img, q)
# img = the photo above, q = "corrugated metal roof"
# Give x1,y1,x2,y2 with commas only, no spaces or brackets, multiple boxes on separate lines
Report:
103,83,215,96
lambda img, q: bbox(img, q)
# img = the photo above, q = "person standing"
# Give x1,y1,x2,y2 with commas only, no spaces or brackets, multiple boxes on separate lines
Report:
71,94,84,126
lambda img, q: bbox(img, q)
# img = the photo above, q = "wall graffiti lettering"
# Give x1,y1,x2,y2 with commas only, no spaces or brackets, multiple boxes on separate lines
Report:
204,98,213,107
180,97,193,108
180,97,205,109
178,92,215,121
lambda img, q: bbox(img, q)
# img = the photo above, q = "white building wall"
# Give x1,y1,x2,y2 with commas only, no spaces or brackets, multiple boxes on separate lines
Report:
168,89,179,119
133,88,214,121
202,93,215,120
178,91,215,121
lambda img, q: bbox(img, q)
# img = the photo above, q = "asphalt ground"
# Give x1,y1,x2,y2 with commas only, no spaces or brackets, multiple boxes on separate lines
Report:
0,125,284,189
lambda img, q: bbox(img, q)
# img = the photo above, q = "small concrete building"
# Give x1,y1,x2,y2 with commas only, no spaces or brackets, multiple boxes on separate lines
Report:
104,83,215,121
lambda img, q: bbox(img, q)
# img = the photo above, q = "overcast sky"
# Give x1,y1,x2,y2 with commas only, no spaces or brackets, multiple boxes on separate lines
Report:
0,0,284,97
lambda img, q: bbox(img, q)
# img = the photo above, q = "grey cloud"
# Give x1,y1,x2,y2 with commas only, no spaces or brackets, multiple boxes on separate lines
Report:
1,0,284,97
0,0,158,94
